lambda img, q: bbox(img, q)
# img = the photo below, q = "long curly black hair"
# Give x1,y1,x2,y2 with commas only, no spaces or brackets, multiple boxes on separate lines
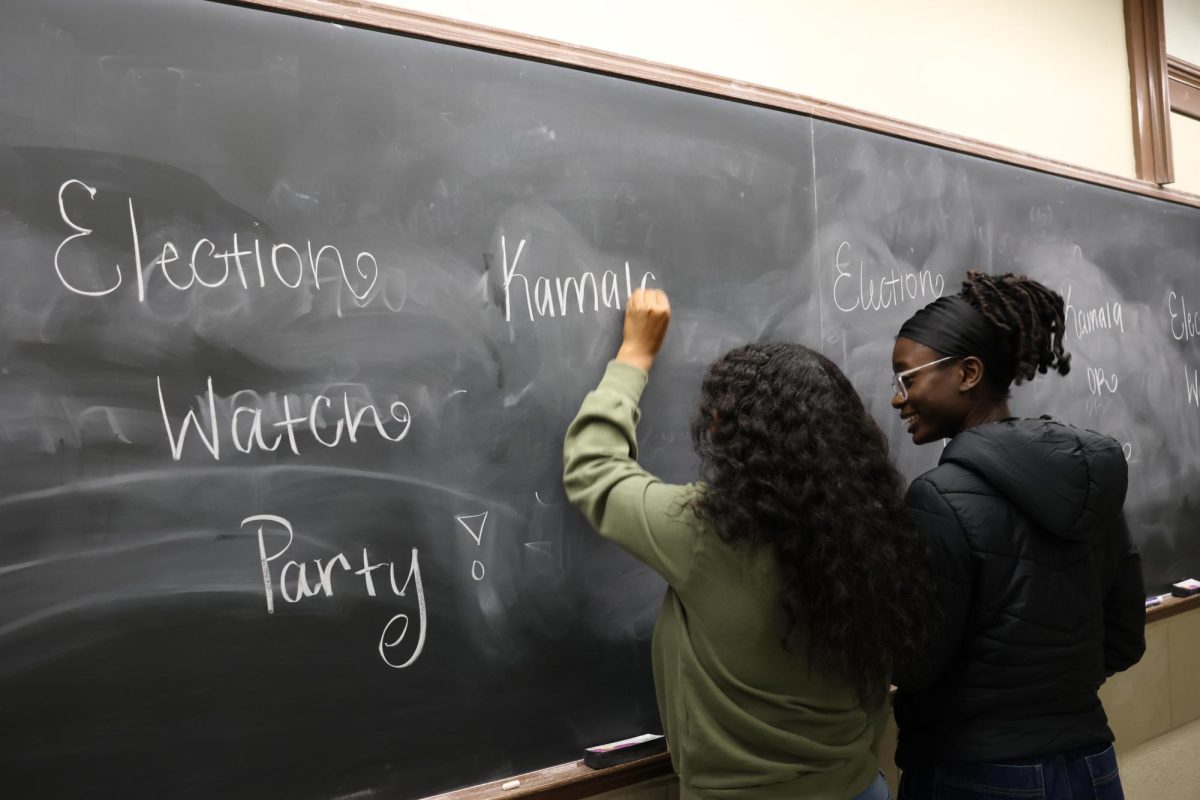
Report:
689,343,932,704
960,270,1071,390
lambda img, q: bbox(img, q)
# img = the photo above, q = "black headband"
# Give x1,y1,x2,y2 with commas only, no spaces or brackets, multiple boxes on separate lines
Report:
897,295,1015,388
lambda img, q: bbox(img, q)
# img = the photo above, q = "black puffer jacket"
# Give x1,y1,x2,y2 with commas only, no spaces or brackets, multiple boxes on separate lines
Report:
893,417,1146,768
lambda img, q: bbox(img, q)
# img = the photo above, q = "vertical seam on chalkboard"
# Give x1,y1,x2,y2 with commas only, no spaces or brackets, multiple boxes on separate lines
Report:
810,116,825,356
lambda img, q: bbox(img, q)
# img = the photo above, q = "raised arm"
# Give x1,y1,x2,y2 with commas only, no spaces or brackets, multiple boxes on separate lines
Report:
562,290,697,585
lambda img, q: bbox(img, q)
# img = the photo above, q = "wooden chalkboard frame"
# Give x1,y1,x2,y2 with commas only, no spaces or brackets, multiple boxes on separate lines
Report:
186,1,1200,796
1147,591,1200,622
423,753,673,800
1125,0,1174,183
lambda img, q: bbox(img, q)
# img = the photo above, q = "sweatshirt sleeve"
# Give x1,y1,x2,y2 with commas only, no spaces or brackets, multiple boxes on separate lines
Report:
893,476,973,691
562,360,697,588
1102,512,1146,676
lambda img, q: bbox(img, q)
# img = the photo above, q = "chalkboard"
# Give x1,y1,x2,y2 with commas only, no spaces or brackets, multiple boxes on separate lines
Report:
0,1,1196,797
807,121,1200,593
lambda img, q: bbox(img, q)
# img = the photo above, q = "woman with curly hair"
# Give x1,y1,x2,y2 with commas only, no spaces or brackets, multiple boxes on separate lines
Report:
888,271,1146,800
564,288,931,799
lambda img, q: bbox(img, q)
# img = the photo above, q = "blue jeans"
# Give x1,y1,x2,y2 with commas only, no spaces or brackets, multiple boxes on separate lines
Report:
898,743,1123,799
853,772,892,800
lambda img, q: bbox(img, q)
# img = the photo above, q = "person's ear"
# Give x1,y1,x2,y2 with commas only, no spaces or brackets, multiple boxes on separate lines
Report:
958,356,986,393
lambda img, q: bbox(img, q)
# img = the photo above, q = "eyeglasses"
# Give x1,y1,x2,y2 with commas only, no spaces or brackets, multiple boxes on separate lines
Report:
891,356,958,400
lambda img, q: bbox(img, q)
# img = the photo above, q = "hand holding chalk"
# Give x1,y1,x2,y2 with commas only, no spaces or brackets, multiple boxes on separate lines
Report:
616,289,671,374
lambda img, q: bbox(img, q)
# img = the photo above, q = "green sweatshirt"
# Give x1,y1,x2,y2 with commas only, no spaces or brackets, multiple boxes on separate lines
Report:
563,361,887,800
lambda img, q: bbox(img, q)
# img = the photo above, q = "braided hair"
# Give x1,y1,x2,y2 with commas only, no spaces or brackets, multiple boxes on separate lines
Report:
959,270,1071,390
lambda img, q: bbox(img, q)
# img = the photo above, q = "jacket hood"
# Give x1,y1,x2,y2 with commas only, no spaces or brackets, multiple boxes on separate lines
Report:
939,417,1128,541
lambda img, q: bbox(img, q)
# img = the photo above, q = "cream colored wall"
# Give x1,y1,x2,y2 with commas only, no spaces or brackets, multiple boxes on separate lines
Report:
1166,0,1200,66
1170,113,1200,195
1166,1,1200,196
1101,608,1200,752
377,0,1136,179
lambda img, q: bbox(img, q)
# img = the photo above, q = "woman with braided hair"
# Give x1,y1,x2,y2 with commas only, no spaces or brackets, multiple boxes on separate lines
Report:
889,271,1146,800
564,289,933,799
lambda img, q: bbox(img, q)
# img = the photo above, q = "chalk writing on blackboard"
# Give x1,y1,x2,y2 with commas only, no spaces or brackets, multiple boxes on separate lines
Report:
1169,291,1199,342
243,514,427,668
1063,284,1124,339
498,235,657,322
1085,367,1119,396
455,511,489,546
457,511,490,582
55,179,380,302
832,241,945,314
1060,283,1124,399
157,377,411,461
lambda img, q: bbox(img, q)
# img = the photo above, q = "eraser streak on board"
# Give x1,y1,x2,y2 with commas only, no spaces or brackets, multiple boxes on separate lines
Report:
583,733,667,769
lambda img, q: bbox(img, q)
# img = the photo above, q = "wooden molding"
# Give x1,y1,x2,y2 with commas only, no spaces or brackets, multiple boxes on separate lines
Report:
1168,55,1200,121
1124,0,1175,184
421,754,672,800
224,0,1200,209
1146,590,1200,623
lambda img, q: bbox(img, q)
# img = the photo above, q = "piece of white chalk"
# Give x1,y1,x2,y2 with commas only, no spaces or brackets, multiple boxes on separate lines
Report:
502,780,521,790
